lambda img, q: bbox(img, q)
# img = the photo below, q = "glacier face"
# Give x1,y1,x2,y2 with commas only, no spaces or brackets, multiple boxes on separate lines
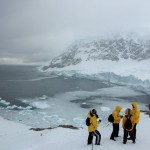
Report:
42,70,150,95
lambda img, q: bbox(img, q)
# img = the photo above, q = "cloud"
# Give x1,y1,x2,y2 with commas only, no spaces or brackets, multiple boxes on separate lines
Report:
0,0,150,64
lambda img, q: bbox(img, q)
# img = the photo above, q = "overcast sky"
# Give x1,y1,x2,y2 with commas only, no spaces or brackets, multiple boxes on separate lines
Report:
0,0,150,65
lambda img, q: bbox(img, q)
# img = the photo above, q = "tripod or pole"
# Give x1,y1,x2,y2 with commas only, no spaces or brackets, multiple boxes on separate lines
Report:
91,136,93,150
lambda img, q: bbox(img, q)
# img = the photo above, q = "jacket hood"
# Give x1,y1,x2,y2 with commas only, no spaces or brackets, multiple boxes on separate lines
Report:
115,105,122,112
132,102,138,109
87,111,91,118
87,111,94,118
125,108,131,115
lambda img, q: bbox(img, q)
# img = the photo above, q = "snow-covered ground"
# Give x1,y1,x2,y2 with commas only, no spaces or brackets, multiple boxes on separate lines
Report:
0,112,149,150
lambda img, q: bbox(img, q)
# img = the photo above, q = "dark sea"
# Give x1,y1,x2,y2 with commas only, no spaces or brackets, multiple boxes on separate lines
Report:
0,65,109,106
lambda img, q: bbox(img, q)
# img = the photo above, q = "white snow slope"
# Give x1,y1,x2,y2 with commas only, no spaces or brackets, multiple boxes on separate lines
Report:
0,112,149,150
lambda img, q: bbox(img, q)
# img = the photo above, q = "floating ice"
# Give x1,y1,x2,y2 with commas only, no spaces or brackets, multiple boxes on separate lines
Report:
80,102,91,108
39,95,48,100
31,102,50,109
6,105,17,109
25,106,33,110
100,107,110,112
5,104,32,110
0,84,147,128
18,106,23,109
0,99,10,106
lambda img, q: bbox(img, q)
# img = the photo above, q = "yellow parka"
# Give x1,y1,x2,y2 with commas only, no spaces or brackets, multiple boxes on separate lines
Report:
112,105,122,124
131,102,140,124
122,108,135,131
87,111,98,132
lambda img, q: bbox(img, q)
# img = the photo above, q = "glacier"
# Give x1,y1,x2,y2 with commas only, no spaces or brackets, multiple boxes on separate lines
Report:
41,59,150,95
41,35,150,95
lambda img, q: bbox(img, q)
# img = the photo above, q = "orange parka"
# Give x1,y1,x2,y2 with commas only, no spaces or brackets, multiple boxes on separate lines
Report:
122,108,135,131
112,105,122,124
87,111,99,132
131,102,140,124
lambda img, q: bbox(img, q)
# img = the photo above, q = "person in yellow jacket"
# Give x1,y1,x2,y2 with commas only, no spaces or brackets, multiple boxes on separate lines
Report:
129,102,140,140
122,108,135,144
110,105,123,141
87,109,101,145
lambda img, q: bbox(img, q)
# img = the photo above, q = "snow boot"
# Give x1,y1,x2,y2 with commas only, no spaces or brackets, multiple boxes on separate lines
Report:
110,138,116,141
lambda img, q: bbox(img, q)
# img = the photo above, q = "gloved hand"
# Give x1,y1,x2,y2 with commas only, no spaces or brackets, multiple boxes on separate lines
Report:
98,119,101,123
120,115,123,118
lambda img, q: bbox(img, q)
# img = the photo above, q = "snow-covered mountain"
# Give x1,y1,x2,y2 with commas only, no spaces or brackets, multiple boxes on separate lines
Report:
43,35,150,69
41,34,150,95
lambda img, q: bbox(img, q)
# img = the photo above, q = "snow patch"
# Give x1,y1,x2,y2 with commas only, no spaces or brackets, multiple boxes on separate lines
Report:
101,107,110,112
0,113,150,150
31,102,50,109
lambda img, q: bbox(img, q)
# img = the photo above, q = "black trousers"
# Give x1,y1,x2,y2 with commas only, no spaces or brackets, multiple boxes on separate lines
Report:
88,130,101,145
132,123,137,139
123,129,135,143
110,123,119,139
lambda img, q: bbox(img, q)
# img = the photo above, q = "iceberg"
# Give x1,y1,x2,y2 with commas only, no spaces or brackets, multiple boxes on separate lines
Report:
0,99,10,106
39,95,48,100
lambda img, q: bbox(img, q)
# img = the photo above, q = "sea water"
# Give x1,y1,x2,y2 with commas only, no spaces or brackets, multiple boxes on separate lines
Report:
0,65,149,128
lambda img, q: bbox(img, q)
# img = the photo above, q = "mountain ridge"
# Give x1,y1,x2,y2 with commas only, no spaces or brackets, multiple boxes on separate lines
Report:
43,35,150,70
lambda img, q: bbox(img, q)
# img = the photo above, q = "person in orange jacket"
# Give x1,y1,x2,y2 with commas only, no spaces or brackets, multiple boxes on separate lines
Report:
110,105,123,141
122,108,135,144
130,102,140,140
87,109,101,145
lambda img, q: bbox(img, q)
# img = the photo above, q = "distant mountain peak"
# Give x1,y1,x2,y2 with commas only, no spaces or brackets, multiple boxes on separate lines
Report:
42,34,150,70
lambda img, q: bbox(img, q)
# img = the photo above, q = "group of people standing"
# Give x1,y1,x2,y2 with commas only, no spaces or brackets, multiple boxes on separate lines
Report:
86,102,140,145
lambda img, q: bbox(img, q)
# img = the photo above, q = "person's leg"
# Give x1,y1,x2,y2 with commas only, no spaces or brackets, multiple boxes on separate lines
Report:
129,131,135,143
115,123,119,137
110,123,116,141
93,130,101,145
88,132,93,144
128,123,137,140
133,123,137,139
123,129,128,144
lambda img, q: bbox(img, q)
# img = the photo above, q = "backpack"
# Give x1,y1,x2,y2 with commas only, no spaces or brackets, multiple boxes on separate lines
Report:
108,114,114,123
124,115,132,130
86,118,90,126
